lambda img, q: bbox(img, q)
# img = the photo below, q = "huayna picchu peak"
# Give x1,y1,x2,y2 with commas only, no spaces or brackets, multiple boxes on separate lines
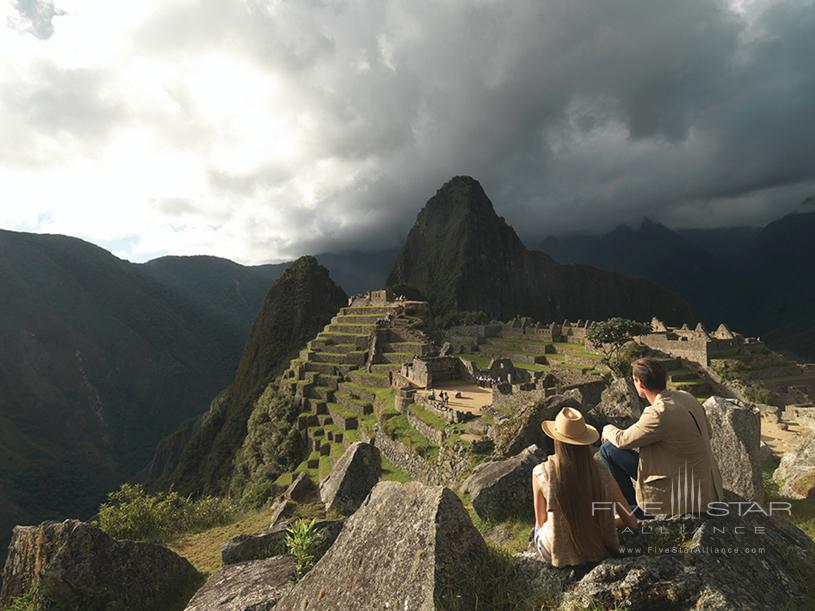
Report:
388,176,694,324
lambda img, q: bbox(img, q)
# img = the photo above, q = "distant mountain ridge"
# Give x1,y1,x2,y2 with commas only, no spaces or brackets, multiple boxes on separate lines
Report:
0,231,285,560
387,176,694,324
540,207,815,359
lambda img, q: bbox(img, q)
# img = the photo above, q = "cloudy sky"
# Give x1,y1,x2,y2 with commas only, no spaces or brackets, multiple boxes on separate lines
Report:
1,0,814,264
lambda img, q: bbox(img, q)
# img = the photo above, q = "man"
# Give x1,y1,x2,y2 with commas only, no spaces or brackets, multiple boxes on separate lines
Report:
599,358,723,517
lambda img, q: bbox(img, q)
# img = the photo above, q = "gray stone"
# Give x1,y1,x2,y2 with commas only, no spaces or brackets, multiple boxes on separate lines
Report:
461,445,545,522
284,471,313,502
268,497,292,528
221,520,343,566
491,393,581,456
703,396,763,502
184,556,296,611
276,481,488,611
319,441,381,514
586,378,643,430
774,434,815,500
561,511,815,610
0,519,200,611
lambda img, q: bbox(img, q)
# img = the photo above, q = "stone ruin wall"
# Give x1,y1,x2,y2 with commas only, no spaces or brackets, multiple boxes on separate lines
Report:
402,356,469,388
373,425,466,487
639,333,710,365
406,410,446,445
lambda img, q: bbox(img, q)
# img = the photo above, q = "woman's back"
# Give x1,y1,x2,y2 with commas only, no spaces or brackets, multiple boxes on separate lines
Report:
533,452,619,567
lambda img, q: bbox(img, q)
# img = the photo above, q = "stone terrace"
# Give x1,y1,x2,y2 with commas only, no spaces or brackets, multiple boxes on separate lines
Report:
278,300,434,486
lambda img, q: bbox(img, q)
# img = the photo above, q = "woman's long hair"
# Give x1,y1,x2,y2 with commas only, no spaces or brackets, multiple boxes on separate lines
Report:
552,440,614,561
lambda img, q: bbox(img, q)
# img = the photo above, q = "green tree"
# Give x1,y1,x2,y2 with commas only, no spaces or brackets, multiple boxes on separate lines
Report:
587,318,651,378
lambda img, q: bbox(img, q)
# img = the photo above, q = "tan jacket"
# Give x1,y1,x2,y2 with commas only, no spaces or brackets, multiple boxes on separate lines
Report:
602,389,723,516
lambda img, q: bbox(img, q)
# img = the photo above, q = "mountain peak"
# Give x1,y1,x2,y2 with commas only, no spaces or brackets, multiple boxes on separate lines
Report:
425,175,498,219
388,178,693,323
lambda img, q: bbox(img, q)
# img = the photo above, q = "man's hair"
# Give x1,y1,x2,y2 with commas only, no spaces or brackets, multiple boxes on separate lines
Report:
631,358,667,392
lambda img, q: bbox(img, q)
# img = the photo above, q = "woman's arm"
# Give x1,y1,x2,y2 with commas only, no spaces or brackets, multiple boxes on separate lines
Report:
609,477,638,529
531,467,548,529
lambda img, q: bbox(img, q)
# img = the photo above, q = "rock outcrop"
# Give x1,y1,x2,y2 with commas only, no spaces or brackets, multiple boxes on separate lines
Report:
276,481,488,610
221,520,343,566
703,396,763,501
387,176,693,324
184,556,296,611
0,519,200,611
561,511,815,610
774,434,815,499
587,378,643,429
319,442,382,514
491,393,581,457
461,445,545,522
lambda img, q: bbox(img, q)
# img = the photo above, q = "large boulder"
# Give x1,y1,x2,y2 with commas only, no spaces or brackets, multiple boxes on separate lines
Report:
491,393,581,456
221,520,343,565
586,378,643,430
184,556,296,611
560,511,815,610
774,434,815,499
0,519,200,611
276,481,488,610
461,445,545,522
319,442,381,514
703,396,763,502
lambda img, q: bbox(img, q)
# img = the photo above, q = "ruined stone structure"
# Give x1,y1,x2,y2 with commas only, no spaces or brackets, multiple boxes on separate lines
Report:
446,319,593,351
639,318,766,366
401,355,472,388
347,288,394,307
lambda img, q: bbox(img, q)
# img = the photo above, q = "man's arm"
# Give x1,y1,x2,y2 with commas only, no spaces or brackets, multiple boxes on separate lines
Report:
602,405,665,450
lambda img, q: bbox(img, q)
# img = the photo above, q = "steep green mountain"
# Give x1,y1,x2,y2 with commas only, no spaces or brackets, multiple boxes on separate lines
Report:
141,255,287,339
387,176,694,324
149,256,347,496
0,231,282,561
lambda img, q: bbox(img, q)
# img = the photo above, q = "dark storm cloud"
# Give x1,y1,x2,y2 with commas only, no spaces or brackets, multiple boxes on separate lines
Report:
3,0,815,262
227,0,815,255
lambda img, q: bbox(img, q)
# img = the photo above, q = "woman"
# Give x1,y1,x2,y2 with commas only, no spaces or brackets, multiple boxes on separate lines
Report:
531,407,638,567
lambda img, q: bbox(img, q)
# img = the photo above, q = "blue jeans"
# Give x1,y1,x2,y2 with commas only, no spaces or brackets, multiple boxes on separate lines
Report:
598,441,647,518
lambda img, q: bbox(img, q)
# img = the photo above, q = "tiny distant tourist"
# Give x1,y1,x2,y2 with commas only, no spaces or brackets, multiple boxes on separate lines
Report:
532,407,638,566
599,358,724,518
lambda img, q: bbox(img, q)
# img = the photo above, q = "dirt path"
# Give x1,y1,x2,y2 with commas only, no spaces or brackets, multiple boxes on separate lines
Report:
761,414,808,456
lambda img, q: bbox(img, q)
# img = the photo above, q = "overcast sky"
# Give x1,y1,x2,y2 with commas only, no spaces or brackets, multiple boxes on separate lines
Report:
1,0,814,264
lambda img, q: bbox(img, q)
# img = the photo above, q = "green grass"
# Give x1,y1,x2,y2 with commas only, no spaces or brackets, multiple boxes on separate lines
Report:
764,455,815,541
326,401,358,421
408,402,449,432
460,353,550,373
380,455,412,483
382,414,439,459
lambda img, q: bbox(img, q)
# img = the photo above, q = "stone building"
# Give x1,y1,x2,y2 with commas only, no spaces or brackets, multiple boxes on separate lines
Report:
639,318,765,366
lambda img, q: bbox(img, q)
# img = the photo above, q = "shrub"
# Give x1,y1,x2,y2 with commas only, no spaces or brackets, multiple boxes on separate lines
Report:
239,480,277,509
2,585,42,611
230,384,303,500
587,319,652,378
744,382,773,405
96,483,237,543
285,518,327,578
612,341,650,378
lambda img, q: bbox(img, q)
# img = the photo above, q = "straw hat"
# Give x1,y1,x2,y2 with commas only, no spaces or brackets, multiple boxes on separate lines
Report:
541,407,599,446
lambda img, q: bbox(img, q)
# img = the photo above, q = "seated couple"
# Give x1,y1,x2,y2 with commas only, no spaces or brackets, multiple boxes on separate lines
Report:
531,358,724,567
